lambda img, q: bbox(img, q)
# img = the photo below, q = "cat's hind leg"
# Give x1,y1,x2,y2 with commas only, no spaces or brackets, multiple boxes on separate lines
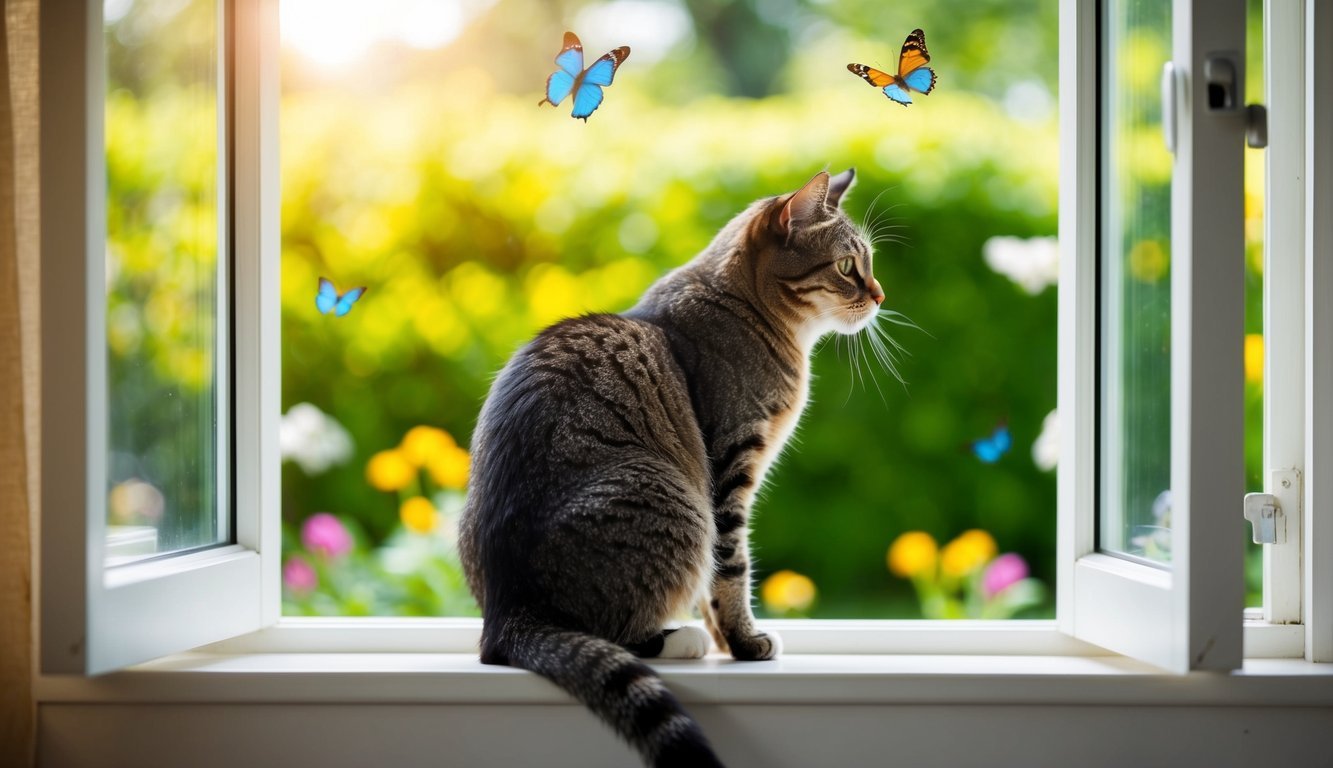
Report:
623,626,711,659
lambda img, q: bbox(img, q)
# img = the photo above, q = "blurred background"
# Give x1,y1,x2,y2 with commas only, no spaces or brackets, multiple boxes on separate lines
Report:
103,0,1267,621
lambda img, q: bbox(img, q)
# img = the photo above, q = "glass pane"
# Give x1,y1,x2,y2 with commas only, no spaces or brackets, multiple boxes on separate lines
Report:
1099,0,1174,565
1243,0,1264,606
105,0,227,566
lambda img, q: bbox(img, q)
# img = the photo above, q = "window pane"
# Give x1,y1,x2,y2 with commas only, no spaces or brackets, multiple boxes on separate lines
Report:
105,0,227,565
1242,0,1264,606
1099,0,1174,565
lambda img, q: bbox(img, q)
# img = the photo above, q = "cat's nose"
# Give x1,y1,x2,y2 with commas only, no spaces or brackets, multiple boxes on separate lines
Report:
868,277,885,305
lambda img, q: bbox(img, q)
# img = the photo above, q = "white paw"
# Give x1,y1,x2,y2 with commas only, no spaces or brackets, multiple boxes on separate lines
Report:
660,625,711,659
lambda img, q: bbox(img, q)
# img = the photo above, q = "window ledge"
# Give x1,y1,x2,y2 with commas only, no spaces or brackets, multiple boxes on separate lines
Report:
35,652,1333,708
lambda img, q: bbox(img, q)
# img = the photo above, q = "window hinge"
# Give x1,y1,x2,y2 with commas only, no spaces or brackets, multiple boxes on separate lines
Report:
1243,469,1300,544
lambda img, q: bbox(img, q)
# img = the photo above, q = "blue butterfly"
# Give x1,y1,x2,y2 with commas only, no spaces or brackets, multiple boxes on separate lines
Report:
538,31,630,121
315,277,367,318
970,423,1012,464
848,28,938,106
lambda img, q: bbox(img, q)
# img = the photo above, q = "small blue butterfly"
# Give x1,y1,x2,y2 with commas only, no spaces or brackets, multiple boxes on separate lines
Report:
848,28,938,106
315,277,367,318
538,31,630,121
971,424,1012,464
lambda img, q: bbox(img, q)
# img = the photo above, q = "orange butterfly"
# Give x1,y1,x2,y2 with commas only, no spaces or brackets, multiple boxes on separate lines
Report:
848,28,938,106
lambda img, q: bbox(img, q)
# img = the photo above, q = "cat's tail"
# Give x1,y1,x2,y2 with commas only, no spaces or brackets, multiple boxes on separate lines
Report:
487,612,725,768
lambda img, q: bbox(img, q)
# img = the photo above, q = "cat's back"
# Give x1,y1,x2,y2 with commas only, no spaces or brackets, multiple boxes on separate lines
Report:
460,313,712,607
467,312,709,517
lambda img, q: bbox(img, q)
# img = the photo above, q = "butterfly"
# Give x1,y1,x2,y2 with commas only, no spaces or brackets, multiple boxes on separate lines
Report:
538,31,630,121
970,423,1012,464
848,28,938,106
315,277,367,318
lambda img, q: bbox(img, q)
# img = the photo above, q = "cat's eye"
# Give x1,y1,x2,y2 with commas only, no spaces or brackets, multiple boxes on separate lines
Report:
836,257,855,276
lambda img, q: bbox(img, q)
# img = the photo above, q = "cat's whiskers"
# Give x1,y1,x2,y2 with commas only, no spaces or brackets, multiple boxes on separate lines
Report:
860,192,900,233
872,236,907,250
856,331,890,404
864,205,905,247
869,221,907,249
814,304,893,403
829,302,930,396
859,188,891,234
866,305,931,390
866,322,907,392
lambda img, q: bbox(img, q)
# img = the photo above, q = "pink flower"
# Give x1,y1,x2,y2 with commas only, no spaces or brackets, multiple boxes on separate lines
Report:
982,553,1029,597
301,512,353,559
283,555,317,594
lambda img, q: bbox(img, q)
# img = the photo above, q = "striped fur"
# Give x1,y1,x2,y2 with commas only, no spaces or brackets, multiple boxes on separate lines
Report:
493,614,723,767
459,169,882,766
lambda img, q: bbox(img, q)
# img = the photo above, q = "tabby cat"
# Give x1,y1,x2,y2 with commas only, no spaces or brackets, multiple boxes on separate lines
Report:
458,169,885,767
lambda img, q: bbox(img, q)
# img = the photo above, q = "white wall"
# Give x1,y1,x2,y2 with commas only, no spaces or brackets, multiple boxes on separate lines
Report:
39,703,1333,768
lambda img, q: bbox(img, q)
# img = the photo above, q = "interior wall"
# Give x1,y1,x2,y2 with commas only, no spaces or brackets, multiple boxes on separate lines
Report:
38,703,1333,768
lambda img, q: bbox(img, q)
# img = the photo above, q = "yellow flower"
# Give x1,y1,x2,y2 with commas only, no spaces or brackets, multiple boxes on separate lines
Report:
399,425,456,467
760,569,816,614
1244,333,1263,384
887,531,938,578
399,496,438,534
1128,239,1168,283
940,529,998,578
427,445,470,490
366,449,415,492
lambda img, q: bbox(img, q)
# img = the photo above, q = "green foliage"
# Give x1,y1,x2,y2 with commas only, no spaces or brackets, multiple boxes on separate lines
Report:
277,51,1059,617
105,0,1267,618
105,3,222,552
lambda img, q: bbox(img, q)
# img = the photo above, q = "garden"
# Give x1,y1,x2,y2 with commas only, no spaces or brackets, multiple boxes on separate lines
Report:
103,0,1266,622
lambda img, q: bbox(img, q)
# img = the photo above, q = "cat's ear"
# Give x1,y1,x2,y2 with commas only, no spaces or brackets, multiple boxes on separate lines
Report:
827,168,856,209
777,171,831,238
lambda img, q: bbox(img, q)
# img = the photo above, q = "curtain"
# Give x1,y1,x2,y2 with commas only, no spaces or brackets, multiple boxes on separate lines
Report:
1,1,39,766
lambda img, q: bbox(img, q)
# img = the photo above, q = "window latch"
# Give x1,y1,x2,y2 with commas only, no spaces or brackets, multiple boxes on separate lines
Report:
1243,494,1282,544
1203,54,1240,112
1243,469,1299,545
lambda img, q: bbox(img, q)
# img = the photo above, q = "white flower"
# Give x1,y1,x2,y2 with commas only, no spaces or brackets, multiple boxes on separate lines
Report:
1031,409,1058,472
1152,489,1173,523
280,402,354,475
983,236,1059,294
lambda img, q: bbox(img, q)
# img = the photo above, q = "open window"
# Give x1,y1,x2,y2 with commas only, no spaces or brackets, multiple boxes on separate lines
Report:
39,0,280,674
1059,0,1255,672
38,0,1328,675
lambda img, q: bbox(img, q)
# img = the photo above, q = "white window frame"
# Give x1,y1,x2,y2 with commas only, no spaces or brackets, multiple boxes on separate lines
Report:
1060,0,1266,673
1304,0,1333,665
38,0,280,675
1255,0,1303,628
35,0,1333,676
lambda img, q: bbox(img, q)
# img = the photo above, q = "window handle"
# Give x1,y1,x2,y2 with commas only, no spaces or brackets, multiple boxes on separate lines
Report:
1161,58,1265,152
1161,61,1178,154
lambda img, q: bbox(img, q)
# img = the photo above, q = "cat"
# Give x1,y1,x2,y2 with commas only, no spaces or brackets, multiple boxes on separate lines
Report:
458,168,884,767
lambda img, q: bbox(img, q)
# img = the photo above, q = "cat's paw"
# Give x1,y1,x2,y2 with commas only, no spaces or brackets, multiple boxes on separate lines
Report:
728,630,782,661
660,625,711,659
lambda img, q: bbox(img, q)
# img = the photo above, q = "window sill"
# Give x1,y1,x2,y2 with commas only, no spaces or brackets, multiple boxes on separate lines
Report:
35,650,1333,708
36,618,1327,707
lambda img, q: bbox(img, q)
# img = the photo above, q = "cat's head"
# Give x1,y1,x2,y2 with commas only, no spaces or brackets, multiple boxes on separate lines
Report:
743,169,885,348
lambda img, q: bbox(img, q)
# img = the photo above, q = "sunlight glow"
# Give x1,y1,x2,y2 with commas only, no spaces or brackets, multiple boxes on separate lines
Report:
573,0,693,65
280,0,468,67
